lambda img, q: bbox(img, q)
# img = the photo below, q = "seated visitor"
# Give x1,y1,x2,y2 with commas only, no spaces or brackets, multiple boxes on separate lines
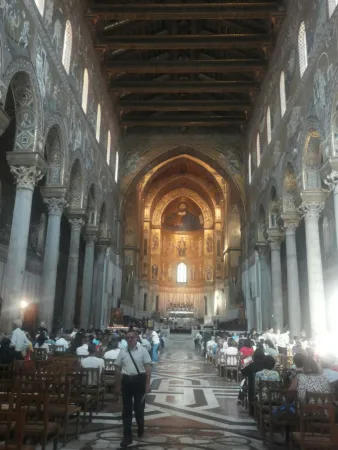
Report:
241,348,267,415
224,338,238,366
55,334,69,351
34,332,49,353
265,339,278,357
118,334,128,350
255,355,281,402
289,356,332,403
240,338,254,358
76,337,89,356
104,339,121,359
81,343,105,373
69,332,85,354
0,337,15,364
320,356,338,384
292,340,306,355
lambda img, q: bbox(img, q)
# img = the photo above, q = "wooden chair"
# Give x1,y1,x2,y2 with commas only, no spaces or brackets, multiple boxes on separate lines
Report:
0,409,35,450
305,391,336,405
290,403,336,450
83,368,105,412
224,354,241,383
264,388,298,442
14,382,59,450
32,348,48,361
104,359,116,392
0,364,12,380
254,379,282,438
13,361,36,378
47,377,81,441
67,372,93,427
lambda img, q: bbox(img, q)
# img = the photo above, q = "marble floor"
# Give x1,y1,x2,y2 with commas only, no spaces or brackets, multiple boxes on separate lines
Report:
63,335,265,450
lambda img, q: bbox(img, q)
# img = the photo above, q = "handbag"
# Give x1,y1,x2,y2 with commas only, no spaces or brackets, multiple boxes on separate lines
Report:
128,349,141,375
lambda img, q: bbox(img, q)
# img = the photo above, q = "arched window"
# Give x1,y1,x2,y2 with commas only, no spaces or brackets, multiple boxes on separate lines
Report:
34,0,45,15
114,151,119,183
298,21,308,77
256,133,261,166
248,153,252,184
267,107,272,144
280,71,286,116
106,131,111,166
329,0,338,17
62,20,72,74
96,104,101,142
82,69,89,113
177,262,187,283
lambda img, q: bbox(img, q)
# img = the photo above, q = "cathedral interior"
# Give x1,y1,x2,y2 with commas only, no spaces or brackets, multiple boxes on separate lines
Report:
0,0,337,340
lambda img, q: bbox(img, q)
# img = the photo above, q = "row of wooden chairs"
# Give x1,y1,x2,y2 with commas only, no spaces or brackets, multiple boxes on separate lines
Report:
254,379,338,449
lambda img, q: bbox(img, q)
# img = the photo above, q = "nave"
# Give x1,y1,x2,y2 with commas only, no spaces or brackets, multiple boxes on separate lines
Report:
63,336,262,450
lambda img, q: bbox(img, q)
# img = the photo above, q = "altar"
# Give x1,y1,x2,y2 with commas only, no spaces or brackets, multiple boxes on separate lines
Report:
166,301,197,333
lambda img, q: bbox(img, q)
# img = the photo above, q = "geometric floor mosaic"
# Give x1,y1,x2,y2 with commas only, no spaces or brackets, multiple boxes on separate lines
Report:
62,334,266,450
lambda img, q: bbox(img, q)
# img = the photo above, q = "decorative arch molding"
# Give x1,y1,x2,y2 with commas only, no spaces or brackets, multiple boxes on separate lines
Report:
1,57,43,153
121,142,244,200
281,159,299,213
68,155,85,209
43,112,68,186
145,173,219,211
324,66,338,156
152,188,214,229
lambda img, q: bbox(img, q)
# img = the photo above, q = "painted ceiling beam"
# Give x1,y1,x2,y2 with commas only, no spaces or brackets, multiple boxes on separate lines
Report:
87,3,285,20
120,116,246,127
116,99,252,112
96,34,274,50
109,80,260,93
103,59,266,74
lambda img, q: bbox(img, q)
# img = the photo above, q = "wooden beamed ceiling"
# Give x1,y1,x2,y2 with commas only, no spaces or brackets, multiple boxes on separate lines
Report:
87,1,286,131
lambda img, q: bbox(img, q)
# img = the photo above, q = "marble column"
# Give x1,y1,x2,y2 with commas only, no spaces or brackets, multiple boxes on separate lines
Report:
63,218,85,330
266,230,284,332
80,230,98,330
323,170,338,251
1,166,44,332
299,200,326,338
40,197,67,331
283,218,302,338
92,241,108,329
256,245,272,331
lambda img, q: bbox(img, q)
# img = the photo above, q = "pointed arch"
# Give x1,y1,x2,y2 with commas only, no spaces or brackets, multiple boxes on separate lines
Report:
329,0,338,17
96,104,101,142
280,71,286,116
267,106,272,144
68,159,84,208
82,69,89,114
62,20,72,75
298,21,308,77
107,130,111,166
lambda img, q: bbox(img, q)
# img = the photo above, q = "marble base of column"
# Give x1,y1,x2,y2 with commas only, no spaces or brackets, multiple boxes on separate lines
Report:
63,218,85,330
40,198,67,332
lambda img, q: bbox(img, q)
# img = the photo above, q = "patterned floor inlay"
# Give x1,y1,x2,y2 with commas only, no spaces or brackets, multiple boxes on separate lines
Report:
63,334,266,450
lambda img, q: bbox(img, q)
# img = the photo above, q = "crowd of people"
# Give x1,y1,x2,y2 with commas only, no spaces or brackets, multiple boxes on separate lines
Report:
197,327,338,416
0,319,166,367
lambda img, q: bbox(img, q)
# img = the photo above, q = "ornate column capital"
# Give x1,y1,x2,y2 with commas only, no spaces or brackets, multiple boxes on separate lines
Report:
281,213,301,235
10,166,44,190
299,201,325,219
84,235,98,245
69,218,86,232
84,225,99,245
44,197,68,216
265,228,284,251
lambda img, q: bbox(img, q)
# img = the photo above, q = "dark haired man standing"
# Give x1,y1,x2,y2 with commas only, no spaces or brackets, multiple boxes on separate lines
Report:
114,330,152,448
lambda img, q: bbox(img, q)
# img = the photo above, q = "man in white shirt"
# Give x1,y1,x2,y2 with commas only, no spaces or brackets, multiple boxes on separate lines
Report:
76,342,89,356
55,335,69,351
104,339,121,360
151,330,160,363
114,331,152,448
11,319,29,360
81,343,105,373
141,334,151,352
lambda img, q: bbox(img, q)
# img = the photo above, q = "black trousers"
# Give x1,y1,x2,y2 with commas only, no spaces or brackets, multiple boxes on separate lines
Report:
14,351,24,361
121,373,146,437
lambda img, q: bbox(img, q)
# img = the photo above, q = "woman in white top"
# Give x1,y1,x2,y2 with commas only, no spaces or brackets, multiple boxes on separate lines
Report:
224,338,238,366
34,333,49,353
104,339,121,360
